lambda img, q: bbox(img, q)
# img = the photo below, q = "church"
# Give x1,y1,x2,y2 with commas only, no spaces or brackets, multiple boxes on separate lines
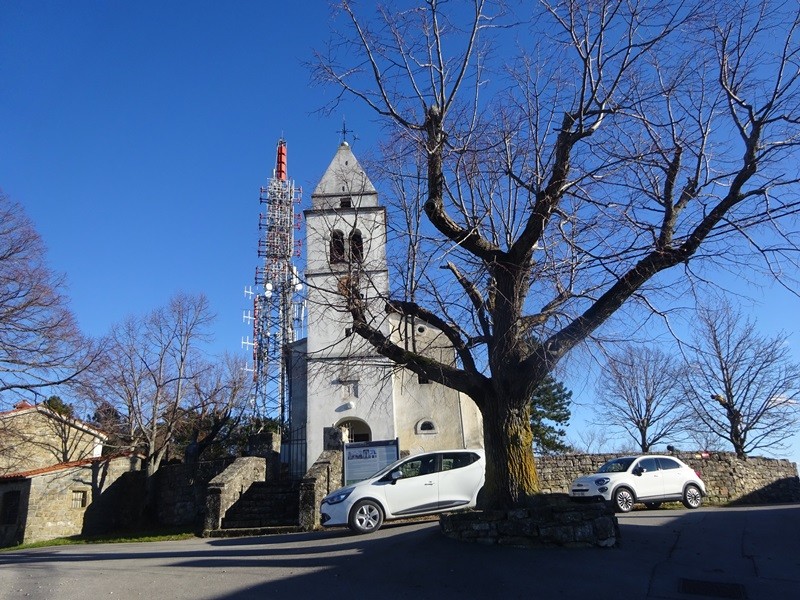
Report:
286,142,483,474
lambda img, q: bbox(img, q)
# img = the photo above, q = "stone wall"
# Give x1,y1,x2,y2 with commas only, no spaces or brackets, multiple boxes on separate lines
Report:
298,427,346,531
536,452,800,505
440,494,619,547
155,458,235,527
203,457,267,531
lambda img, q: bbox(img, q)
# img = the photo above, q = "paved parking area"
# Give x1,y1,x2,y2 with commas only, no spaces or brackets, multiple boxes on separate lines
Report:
1,504,798,599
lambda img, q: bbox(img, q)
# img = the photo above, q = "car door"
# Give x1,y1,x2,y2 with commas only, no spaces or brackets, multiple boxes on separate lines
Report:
437,451,484,509
383,453,439,516
632,457,664,500
657,457,688,498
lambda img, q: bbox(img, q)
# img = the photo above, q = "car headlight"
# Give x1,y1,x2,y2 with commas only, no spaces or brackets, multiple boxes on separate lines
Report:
324,488,354,505
594,477,611,486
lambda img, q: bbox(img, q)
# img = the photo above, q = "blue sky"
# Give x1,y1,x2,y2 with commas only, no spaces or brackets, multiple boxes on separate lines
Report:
1,1,366,346
2,1,799,465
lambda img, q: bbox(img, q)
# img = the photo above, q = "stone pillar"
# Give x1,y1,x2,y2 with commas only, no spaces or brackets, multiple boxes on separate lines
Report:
247,432,281,481
298,428,347,531
323,426,348,451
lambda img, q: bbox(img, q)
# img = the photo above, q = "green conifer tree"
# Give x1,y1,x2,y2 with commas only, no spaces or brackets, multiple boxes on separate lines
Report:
529,375,572,455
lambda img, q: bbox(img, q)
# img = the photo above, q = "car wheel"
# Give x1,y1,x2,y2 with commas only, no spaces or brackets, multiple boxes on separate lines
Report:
348,500,384,534
682,484,703,509
644,502,662,510
613,487,635,513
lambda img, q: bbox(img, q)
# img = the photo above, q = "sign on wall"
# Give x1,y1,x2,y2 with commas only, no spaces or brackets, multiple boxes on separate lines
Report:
343,438,400,486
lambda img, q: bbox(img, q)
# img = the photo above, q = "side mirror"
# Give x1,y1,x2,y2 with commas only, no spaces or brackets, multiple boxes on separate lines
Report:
633,466,643,476
390,470,403,484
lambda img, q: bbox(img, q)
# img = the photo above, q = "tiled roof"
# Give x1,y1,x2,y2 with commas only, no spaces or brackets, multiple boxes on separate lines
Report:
0,452,141,481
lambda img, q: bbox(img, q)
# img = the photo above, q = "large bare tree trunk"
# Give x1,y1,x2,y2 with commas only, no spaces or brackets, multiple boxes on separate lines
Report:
480,395,540,508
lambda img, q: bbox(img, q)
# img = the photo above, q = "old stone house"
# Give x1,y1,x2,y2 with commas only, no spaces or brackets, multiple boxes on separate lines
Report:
0,454,142,546
0,402,141,546
0,401,106,475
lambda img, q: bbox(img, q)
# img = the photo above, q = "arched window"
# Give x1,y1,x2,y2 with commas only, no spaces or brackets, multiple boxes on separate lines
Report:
330,229,345,264
350,230,364,263
415,419,438,435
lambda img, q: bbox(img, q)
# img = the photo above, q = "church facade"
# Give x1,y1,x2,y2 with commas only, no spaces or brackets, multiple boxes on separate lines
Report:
288,142,483,473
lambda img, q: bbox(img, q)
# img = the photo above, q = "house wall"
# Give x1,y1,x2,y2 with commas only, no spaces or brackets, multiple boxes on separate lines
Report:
389,315,484,454
0,409,103,475
0,455,140,546
305,358,396,467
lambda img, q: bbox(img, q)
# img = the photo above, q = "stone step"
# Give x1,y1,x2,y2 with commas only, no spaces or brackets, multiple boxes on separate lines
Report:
203,525,304,538
219,481,300,530
222,517,298,529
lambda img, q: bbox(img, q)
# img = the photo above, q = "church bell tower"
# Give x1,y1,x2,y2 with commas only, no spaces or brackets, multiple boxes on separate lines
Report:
302,142,394,465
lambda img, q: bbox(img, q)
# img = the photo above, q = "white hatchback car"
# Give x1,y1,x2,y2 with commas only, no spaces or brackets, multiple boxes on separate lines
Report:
569,454,706,513
321,449,485,533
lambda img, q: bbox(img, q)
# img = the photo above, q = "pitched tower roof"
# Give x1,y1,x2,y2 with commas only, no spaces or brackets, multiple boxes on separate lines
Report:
311,142,377,209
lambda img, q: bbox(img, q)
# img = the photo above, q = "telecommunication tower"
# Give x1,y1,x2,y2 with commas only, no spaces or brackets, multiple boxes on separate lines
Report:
243,139,304,426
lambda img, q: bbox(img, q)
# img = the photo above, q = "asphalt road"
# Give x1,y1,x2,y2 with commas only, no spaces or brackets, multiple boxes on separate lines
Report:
1,504,798,600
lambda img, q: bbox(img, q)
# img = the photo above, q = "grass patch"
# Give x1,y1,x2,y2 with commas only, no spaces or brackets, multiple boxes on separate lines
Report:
1,527,197,552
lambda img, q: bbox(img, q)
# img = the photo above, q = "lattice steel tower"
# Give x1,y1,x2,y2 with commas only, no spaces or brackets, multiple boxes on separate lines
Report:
243,139,304,426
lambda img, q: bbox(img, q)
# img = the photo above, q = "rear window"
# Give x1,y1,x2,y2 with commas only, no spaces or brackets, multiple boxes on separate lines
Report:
658,457,682,470
441,452,479,471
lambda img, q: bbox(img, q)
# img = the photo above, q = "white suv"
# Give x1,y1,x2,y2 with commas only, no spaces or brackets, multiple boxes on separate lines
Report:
569,455,706,513
321,449,485,534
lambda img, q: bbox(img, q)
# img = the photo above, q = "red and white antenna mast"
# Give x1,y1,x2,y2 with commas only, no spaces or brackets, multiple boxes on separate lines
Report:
243,139,304,426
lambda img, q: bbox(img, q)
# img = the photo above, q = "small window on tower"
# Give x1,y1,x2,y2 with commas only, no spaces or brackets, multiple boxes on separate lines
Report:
340,379,359,399
350,230,364,263
330,230,345,264
340,197,352,208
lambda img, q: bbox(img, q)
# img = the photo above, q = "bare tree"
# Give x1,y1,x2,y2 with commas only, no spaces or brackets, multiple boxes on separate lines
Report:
567,427,612,454
682,303,800,459
88,292,214,475
177,353,253,462
0,193,99,404
596,345,689,453
314,0,800,508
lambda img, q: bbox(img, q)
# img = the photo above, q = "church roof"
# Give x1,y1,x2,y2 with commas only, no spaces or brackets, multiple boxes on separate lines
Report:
312,142,377,201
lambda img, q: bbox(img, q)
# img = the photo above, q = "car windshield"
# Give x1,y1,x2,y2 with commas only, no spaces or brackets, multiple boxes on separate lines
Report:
368,455,415,479
597,457,636,473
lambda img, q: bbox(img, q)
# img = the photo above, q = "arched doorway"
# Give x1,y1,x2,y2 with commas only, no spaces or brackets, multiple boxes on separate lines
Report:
337,418,371,443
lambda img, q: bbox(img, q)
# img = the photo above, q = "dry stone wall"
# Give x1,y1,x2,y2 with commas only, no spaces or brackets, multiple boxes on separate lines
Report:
440,494,619,548
203,457,267,531
536,452,800,505
156,458,235,527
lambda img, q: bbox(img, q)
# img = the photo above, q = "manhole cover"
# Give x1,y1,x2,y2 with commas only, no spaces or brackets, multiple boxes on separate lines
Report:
679,578,746,599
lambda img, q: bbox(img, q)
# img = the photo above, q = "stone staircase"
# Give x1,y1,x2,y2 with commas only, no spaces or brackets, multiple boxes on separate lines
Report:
206,481,303,538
